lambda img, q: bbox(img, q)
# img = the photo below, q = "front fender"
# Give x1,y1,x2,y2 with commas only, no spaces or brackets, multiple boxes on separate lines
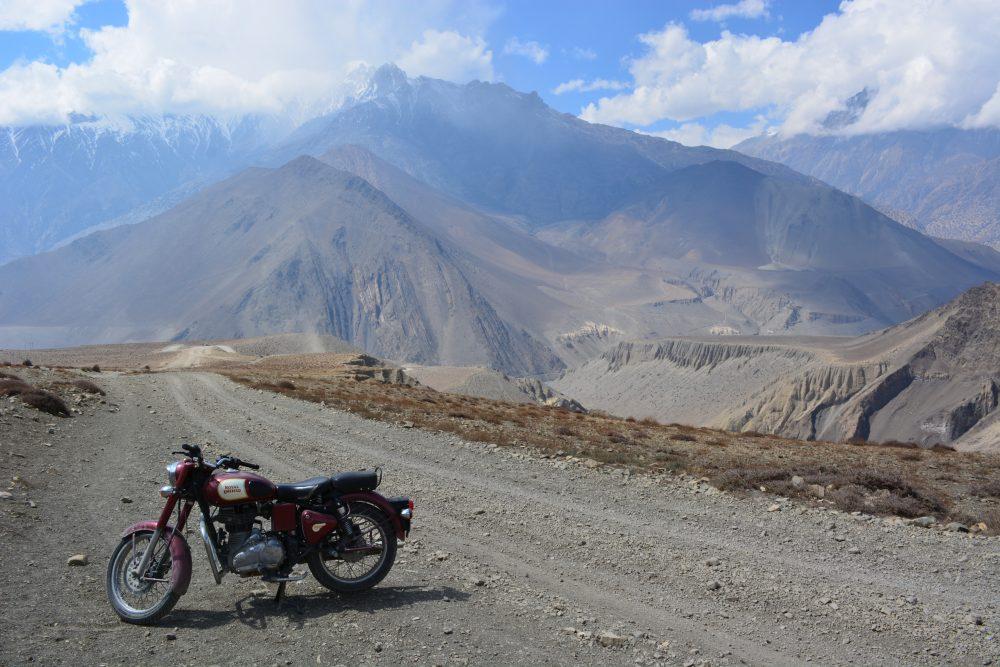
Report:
121,521,193,595
340,492,408,541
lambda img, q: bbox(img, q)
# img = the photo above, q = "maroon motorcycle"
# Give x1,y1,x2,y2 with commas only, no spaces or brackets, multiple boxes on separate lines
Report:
106,444,412,624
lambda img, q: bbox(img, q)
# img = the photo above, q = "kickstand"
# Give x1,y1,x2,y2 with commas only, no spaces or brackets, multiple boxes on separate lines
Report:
274,581,287,607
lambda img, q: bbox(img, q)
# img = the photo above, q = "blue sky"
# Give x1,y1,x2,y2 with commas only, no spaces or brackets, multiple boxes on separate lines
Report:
487,1,838,109
0,0,126,68
0,1,996,146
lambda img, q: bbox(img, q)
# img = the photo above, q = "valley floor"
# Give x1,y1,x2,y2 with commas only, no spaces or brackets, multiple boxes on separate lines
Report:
1,370,997,665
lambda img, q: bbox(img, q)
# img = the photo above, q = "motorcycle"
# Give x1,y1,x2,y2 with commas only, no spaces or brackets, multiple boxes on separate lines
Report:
106,444,413,624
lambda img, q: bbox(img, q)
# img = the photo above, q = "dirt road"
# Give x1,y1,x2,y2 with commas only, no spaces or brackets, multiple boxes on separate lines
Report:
1,371,997,665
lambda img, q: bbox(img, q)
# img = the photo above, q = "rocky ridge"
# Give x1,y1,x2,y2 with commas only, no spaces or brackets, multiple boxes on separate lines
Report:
555,283,1000,451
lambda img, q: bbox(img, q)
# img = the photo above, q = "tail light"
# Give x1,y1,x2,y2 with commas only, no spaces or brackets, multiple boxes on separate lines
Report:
401,499,414,519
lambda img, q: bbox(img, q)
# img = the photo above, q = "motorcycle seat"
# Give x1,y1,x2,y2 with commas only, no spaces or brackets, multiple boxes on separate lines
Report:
275,476,334,502
274,471,378,502
330,470,379,493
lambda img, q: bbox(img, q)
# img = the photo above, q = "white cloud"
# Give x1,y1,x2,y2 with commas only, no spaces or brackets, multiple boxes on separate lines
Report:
0,0,86,32
570,46,597,60
645,116,769,148
553,78,629,95
690,0,769,22
503,37,548,64
0,0,495,125
964,82,1000,128
583,0,1000,136
398,30,493,82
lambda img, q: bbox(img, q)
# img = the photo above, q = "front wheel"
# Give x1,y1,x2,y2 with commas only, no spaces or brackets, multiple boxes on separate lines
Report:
106,530,182,624
308,504,397,594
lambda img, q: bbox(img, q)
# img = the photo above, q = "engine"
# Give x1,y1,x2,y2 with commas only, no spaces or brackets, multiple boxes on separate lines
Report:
217,505,285,574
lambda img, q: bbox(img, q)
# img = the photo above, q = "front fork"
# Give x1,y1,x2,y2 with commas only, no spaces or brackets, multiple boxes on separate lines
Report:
134,496,193,579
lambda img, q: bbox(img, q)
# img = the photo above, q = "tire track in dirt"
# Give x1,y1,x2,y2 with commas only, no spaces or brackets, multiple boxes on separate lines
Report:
184,372,994,610
164,372,801,665
160,371,1000,666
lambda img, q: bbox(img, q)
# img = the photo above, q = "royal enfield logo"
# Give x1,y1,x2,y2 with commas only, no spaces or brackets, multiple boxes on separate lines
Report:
218,479,248,500
311,523,327,533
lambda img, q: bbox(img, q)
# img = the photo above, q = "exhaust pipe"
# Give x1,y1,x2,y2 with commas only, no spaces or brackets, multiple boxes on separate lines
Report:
200,516,225,584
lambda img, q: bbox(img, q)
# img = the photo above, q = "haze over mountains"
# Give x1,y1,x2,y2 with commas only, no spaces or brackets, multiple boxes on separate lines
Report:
1,65,998,380
0,114,288,264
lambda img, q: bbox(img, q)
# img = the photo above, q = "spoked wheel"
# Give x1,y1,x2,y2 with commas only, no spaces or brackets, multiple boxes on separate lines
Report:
106,530,180,624
308,504,397,593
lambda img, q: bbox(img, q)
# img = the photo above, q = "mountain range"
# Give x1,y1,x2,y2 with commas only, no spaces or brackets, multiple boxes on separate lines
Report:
1,64,997,378
736,127,1000,249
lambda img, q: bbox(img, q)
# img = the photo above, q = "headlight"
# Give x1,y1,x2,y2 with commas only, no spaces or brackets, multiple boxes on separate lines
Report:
166,462,179,486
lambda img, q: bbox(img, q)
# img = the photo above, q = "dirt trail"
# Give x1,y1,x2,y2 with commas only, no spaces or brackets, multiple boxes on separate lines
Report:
1,371,997,666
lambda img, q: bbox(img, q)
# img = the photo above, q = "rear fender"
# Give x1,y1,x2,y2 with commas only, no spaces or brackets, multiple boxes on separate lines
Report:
121,520,193,595
339,492,407,541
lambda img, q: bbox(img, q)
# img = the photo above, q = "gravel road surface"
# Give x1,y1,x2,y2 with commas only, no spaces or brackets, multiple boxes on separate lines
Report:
1,371,997,666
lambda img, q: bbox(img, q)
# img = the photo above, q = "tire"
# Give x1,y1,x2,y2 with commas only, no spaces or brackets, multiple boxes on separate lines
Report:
308,503,397,594
106,530,181,625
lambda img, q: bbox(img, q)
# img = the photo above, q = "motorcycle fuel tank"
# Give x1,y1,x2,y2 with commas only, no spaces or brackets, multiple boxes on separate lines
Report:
203,471,277,507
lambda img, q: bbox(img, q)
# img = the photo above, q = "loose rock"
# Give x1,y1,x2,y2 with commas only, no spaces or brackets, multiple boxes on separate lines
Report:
596,631,627,648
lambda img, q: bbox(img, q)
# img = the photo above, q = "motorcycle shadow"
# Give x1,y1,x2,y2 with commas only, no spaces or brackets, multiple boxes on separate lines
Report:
170,585,471,631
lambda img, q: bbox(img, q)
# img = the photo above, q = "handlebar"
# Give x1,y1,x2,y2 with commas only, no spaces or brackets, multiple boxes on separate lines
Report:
171,443,203,460
170,444,259,471
214,454,260,470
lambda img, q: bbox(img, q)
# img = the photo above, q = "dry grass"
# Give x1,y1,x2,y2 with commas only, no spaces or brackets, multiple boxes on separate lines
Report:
216,361,1000,532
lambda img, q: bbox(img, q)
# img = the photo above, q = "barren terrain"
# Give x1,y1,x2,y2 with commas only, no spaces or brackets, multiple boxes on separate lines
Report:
1,364,998,666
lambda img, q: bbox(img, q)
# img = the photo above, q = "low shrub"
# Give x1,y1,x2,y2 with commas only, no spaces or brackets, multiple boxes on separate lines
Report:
971,479,1000,498
874,439,921,449
978,508,1000,535
90,364,101,373
866,492,927,518
275,380,296,390
21,390,71,417
0,379,33,396
22,359,32,367
828,484,867,513
72,379,105,395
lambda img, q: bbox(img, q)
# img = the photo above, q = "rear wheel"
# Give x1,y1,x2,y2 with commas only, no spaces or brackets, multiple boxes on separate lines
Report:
106,530,181,625
308,504,397,594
